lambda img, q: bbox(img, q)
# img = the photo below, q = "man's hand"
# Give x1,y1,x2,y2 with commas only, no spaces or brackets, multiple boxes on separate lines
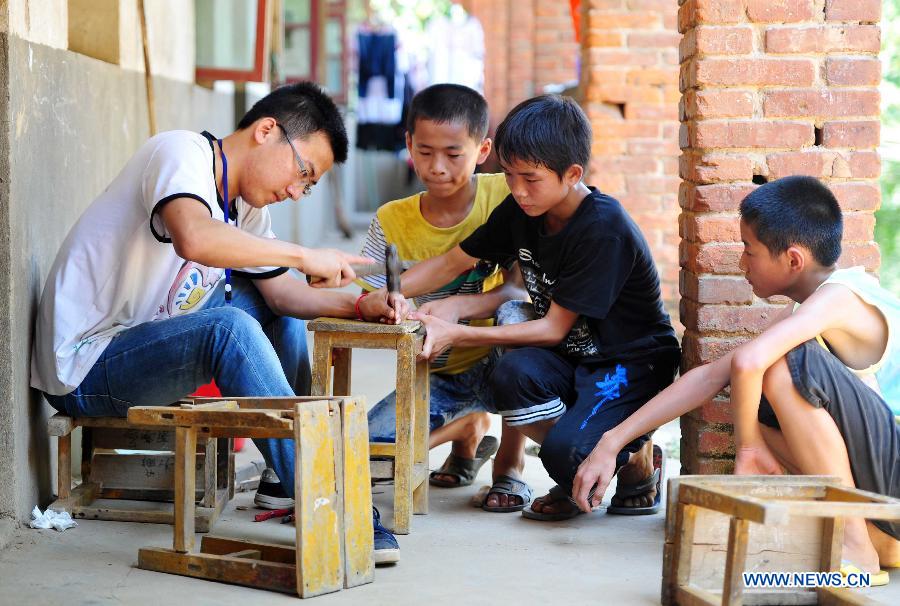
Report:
572,439,619,513
409,312,460,361
415,296,462,324
304,249,373,289
734,444,784,476
357,288,410,324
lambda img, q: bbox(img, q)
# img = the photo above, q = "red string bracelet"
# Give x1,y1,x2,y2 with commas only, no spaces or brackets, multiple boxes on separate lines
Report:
355,292,370,321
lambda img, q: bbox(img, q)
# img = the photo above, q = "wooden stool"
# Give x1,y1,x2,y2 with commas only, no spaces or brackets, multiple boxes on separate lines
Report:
130,397,374,598
48,413,232,531
663,475,900,606
307,317,430,535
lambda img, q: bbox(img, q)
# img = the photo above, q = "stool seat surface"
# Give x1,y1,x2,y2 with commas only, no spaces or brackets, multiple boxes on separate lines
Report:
307,317,422,334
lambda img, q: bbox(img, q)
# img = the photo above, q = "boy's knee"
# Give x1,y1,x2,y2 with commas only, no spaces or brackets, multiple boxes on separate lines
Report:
761,355,792,397
539,426,583,490
208,307,266,341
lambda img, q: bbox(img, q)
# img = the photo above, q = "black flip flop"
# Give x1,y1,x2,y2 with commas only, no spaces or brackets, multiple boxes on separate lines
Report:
429,435,499,488
606,444,665,515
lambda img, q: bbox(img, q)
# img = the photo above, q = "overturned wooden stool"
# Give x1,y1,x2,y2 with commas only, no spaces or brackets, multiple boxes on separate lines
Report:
307,318,429,535
48,412,232,531
130,397,374,598
663,475,900,606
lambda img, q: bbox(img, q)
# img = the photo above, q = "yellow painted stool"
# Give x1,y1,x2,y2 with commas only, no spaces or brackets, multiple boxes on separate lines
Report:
129,396,374,598
307,317,430,535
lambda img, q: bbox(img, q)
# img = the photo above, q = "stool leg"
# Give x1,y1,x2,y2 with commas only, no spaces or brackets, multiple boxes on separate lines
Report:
200,438,216,507
392,336,416,534
820,517,845,572
722,517,750,606
332,348,352,396
670,502,697,602
58,433,72,499
311,333,333,396
412,356,429,515
173,426,197,553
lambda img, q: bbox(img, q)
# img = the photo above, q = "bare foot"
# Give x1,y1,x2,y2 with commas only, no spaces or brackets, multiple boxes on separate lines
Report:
610,441,657,509
483,431,528,509
431,413,491,485
842,518,882,573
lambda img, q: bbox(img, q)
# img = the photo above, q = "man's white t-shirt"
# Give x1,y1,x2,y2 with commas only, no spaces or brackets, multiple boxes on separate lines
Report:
31,130,286,395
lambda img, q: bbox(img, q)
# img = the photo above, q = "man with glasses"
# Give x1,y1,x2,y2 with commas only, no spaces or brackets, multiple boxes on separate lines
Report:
31,82,403,564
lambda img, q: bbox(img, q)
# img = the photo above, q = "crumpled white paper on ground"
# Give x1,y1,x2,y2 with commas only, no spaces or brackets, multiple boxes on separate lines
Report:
29,506,77,531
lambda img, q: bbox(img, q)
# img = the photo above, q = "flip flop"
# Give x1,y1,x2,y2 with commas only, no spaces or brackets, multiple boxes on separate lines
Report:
429,435,499,488
480,474,533,512
521,484,585,521
606,444,665,516
840,561,890,587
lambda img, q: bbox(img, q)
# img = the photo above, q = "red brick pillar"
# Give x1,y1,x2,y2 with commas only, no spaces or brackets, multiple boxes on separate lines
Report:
678,0,882,473
579,0,683,313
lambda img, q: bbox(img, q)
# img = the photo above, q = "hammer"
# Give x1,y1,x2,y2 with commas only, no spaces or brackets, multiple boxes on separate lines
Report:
307,243,408,291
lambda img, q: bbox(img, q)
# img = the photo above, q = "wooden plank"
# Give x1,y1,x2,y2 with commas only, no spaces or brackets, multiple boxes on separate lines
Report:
369,443,395,457
48,414,74,436
178,401,239,411
81,427,93,481
92,427,175,451
295,400,344,597
127,407,294,431
91,452,205,499
49,482,99,513
341,397,374,588
187,396,341,409
201,535,295,563
679,484,786,525
138,548,297,595
58,433,71,499
722,517,750,606
307,316,421,334
329,398,347,592
779,500,900,520
310,333,332,397
332,348,352,396
370,458,394,480
173,426,197,553
225,549,261,559
412,353,429,515
392,334,415,535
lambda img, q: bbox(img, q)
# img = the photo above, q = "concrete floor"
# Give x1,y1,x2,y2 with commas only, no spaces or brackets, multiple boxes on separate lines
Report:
2,230,897,605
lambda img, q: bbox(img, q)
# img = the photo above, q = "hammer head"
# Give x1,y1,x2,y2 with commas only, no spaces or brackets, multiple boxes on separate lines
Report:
385,243,401,293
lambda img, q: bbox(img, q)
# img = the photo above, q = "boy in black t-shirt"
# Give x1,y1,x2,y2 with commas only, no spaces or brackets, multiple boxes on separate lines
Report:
366,95,680,518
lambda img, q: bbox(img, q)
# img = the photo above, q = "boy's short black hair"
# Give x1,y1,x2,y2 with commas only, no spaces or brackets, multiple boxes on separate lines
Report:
494,94,591,179
405,83,489,141
739,176,843,266
238,82,348,164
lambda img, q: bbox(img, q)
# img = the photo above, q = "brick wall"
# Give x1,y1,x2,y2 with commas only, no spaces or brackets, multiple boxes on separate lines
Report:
579,0,682,313
467,1,579,135
678,0,882,473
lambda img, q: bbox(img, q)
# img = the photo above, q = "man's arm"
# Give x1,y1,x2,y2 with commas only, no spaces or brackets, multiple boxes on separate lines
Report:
160,198,370,287
413,300,579,360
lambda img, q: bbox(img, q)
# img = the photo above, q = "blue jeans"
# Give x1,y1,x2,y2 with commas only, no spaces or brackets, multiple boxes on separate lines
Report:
44,277,309,497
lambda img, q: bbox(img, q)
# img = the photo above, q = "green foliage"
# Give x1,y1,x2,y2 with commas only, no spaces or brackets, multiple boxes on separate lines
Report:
879,1,900,294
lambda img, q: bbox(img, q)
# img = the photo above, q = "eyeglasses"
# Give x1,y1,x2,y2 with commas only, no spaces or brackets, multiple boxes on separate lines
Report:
277,123,314,197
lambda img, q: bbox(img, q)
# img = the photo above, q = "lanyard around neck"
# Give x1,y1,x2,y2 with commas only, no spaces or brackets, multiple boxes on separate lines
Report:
216,138,233,305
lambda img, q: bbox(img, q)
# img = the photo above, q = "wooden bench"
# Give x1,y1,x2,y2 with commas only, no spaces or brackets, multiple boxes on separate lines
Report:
130,396,374,598
307,317,430,535
662,475,900,606
48,412,232,531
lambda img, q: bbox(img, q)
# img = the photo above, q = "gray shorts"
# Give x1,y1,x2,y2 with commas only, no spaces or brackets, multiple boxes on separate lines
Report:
759,340,900,540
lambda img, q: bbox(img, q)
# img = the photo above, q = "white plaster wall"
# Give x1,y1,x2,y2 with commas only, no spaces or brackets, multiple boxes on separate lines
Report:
5,0,67,49
119,0,195,82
